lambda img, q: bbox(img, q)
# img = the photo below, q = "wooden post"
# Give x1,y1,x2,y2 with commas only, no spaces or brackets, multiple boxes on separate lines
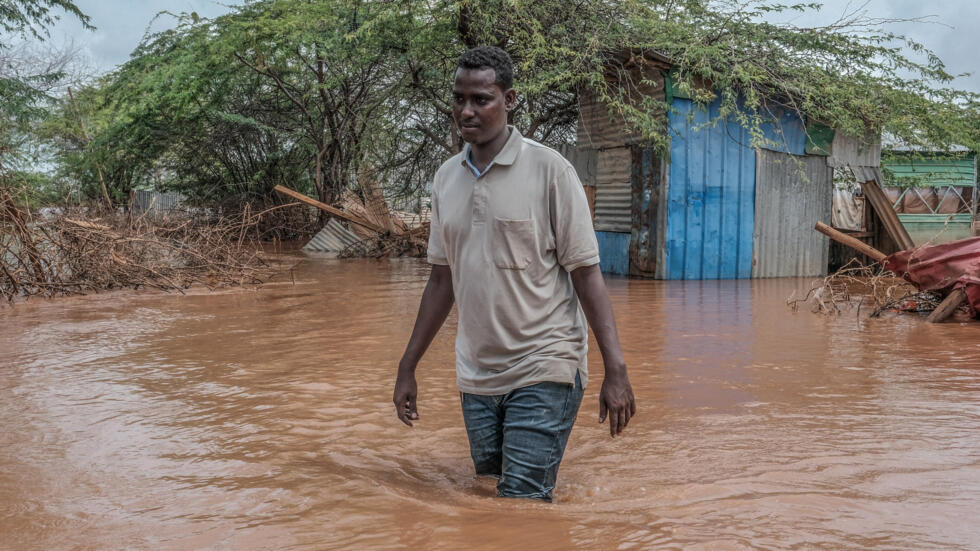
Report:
815,221,887,263
926,288,967,323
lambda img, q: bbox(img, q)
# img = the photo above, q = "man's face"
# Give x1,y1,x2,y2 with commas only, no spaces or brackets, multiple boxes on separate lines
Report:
452,67,515,145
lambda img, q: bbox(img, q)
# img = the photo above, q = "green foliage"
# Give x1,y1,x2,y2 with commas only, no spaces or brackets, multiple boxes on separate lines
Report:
0,0,90,179
0,0,92,43
460,0,980,154
15,0,980,211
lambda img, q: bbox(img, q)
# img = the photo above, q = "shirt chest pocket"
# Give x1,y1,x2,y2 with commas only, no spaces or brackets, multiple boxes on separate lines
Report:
492,217,535,270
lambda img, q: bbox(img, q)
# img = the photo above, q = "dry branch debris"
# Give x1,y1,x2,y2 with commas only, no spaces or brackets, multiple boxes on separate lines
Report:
787,258,946,318
1,190,282,302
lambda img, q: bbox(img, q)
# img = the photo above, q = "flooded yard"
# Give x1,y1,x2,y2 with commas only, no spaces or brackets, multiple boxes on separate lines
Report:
1,256,979,550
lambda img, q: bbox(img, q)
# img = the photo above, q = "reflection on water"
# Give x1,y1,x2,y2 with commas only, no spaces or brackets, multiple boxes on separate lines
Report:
2,257,979,549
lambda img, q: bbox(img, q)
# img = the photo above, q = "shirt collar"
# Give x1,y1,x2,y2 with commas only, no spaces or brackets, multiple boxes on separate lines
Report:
460,125,523,176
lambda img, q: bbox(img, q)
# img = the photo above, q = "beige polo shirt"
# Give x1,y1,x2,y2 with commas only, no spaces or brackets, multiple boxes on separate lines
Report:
427,127,600,395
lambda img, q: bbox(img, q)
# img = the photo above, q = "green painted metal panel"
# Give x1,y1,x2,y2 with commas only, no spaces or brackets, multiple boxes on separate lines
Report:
882,156,975,188
664,68,692,101
897,213,973,245
804,121,834,156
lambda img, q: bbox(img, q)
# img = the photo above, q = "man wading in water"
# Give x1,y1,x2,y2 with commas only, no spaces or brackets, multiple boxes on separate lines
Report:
393,46,636,502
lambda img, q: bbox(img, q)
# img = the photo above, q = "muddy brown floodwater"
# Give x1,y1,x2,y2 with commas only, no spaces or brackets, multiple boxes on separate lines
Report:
1,256,979,550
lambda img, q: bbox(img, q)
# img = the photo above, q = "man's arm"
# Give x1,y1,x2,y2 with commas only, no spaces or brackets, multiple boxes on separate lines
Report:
570,264,636,437
393,264,454,426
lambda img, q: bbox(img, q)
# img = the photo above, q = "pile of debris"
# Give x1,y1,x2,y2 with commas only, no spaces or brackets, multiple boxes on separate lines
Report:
789,257,940,318
1,189,278,302
802,167,979,323
275,178,429,259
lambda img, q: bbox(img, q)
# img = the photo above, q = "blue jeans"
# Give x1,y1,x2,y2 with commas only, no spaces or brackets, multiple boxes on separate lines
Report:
460,372,584,502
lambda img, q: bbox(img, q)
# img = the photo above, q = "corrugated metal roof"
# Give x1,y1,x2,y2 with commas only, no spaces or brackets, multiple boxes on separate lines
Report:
665,97,756,279
752,149,832,278
850,165,878,183
302,218,362,254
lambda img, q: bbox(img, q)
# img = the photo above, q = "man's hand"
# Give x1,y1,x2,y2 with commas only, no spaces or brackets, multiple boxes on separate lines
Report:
393,265,453,428
393,368,419,426
598,369,636,437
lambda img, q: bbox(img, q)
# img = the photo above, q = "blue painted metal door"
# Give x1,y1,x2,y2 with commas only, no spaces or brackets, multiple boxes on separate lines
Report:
595,230,630,276
666,97,757,279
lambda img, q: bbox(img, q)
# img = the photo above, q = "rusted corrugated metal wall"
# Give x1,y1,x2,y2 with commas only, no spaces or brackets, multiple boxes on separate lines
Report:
827,132,881,168
577,70,665,149
629,147,663,277
752,150,832,277
559,145,598,186
576,67,666,276
577,90,632,149
595,148,632,232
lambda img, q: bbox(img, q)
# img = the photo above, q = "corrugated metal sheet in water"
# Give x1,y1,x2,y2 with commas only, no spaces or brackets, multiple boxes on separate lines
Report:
665,97,756,279
595,148,632,232
752,149,832,278
303,218,362,253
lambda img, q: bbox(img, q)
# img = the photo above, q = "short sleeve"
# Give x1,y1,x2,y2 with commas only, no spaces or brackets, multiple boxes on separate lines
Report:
426,188,449,266
550,165,600,272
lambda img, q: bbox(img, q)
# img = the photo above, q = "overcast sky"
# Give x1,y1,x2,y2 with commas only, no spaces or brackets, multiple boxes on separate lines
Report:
28,0,980,93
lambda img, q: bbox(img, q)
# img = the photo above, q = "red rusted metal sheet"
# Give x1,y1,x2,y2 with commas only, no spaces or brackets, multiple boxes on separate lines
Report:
884,236,980,317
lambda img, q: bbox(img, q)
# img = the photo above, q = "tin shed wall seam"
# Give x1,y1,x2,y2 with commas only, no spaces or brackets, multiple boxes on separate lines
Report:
752,149,832,278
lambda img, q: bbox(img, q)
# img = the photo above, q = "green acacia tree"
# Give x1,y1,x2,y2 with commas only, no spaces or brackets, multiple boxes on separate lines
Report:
472,0,980,153
39,0,980,212
1,0,91,178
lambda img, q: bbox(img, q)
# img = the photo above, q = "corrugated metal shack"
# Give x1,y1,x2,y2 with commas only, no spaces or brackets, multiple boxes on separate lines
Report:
570,52,879,279
880,150,978,244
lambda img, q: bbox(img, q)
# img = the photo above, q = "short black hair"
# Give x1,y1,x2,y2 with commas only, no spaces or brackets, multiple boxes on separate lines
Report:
457,46,514,91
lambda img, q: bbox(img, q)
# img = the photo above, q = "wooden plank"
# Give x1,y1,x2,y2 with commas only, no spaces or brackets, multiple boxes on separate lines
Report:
926,288,967,323
814,221,887,263
857,170,915,250
865,179,912,248
273,185,384,234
